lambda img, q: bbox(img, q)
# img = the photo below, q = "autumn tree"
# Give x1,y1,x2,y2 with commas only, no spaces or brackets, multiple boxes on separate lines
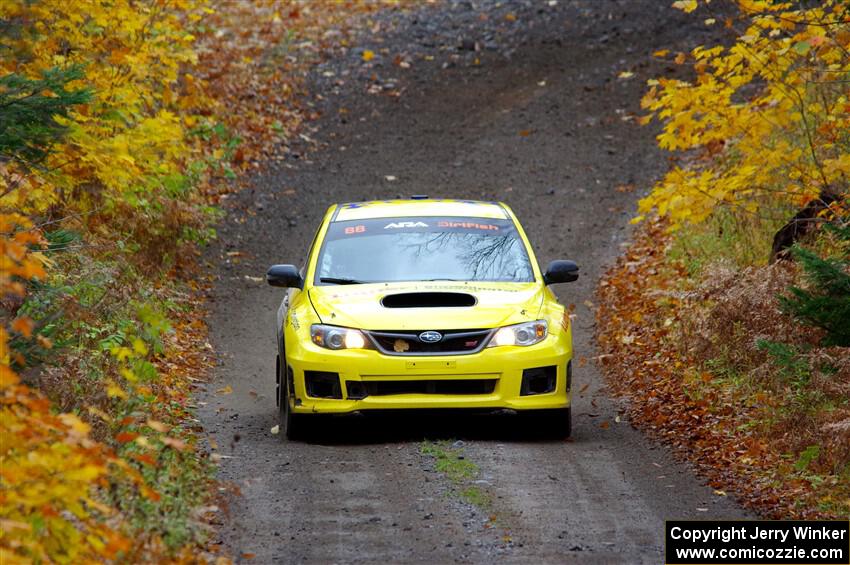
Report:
1,2,208,560
638,0,849,256
0,0,205,218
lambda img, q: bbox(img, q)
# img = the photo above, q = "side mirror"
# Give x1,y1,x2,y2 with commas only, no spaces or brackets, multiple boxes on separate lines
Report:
267,264,304,289
543,260,579,285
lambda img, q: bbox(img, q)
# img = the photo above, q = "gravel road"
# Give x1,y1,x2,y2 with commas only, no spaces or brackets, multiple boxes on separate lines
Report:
199,1,750,563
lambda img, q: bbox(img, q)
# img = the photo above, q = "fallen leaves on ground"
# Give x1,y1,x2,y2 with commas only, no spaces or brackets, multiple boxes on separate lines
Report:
195,0,407,180
595,218,849,519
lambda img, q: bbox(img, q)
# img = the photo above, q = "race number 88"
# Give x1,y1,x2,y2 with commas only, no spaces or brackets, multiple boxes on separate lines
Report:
344,225,366,235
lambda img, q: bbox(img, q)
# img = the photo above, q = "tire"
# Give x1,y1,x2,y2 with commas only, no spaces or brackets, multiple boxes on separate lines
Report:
524,407,571,439
277,355,308,441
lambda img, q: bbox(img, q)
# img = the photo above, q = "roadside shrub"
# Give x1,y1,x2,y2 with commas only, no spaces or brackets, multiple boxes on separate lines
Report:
679,261,811,371
779,224,850,347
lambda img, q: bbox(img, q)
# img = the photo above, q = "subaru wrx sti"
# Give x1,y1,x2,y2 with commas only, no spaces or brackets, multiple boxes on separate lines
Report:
267,198,579,440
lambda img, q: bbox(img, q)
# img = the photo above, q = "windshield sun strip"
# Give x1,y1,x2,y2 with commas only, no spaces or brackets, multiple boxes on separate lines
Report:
312,216,534,286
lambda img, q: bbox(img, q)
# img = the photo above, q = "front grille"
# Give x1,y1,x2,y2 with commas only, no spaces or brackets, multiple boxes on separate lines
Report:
348,379,496,397
365,329,492,355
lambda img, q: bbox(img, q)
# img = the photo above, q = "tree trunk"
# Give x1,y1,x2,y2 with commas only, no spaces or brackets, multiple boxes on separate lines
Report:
770,190,838,263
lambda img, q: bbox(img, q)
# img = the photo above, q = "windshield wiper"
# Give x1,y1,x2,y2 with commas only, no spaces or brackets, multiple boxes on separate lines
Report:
320,277,368,285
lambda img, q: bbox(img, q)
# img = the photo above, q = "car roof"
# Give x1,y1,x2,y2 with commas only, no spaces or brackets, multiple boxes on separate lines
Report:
332,199,510,222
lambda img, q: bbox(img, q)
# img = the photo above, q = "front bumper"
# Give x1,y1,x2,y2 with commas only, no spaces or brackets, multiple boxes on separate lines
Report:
284,336,572,414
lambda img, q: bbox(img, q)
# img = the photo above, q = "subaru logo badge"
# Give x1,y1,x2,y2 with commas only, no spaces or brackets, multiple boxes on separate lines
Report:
419,331,443,343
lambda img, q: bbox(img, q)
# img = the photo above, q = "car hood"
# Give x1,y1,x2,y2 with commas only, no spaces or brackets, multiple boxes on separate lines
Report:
308,281,544,330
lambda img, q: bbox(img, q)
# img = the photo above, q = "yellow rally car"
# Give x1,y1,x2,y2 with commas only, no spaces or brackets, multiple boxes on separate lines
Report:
266,198,579,440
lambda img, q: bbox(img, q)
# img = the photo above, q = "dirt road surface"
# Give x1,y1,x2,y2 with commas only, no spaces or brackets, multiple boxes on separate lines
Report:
199,1,750,562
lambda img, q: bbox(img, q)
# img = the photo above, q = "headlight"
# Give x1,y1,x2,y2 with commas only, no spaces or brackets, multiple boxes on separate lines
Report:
488,320,548,347
310,324,368,350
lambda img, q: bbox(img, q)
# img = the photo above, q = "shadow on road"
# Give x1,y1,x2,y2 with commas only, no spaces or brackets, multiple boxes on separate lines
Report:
291,410,574,445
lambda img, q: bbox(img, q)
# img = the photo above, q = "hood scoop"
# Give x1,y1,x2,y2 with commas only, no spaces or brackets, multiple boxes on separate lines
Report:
381,292,476,308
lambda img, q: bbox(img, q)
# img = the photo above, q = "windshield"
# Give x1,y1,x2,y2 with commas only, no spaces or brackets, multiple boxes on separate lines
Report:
315,216,535,284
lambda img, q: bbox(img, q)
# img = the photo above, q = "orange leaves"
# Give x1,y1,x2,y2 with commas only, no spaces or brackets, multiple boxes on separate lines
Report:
10,318,33,338
598,220,717,439
116,431,139,444
131,452,158,467
0,208,186,560
141,485,162,502
0,378,133,563
0,216,47,300
1,216,45,393
597,218,849,519
0,365,20,387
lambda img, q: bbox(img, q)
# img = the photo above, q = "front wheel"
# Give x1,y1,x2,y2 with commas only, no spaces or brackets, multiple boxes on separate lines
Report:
277,356,308,441
523,407,571,439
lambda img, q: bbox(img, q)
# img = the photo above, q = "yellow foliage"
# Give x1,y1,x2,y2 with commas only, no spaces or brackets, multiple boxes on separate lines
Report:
639,0,850,230
0,0,207,213
672,0,699,14
0,0,424,561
